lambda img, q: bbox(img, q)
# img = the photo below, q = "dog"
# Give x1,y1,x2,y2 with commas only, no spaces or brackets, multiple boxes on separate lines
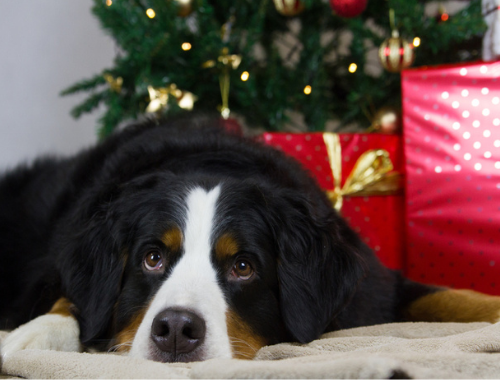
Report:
1,115,500,363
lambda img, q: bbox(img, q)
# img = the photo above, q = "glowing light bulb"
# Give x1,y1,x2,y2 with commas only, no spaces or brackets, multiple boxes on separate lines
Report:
146,8,156,18
240,71,249,81
348,63,357,73
304,85,312,95
413,37,421,47
181,42,192,51
106,0,112,6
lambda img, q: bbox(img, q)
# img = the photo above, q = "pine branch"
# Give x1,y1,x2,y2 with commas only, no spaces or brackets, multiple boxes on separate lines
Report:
60,74,106,96
69,91,108,119
62,0,486,136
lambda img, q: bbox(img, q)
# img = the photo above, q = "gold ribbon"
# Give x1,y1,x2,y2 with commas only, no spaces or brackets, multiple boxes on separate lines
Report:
202,47,241,119
323,133,403,212
202,17,241,119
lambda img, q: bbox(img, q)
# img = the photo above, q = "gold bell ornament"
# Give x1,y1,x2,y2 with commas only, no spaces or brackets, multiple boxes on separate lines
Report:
378,9,415,73
273,0,305,16
367,106,402,134
172,0,193,18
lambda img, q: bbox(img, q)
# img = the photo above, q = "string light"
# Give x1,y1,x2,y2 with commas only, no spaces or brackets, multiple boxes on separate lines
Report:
240,71,250,81
348,63,357,73
441,12,449,22
413,37,421,47
106,0,112,6
181,42,192,51
146,8,156,18
304,85,312,95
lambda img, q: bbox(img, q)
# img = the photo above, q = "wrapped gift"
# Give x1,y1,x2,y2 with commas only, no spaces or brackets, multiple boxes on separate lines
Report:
402,61,500,295
262,132,405,270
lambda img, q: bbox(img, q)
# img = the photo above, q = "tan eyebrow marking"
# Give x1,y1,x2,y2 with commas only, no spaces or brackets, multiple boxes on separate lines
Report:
161,226,183,252
215,233,239,260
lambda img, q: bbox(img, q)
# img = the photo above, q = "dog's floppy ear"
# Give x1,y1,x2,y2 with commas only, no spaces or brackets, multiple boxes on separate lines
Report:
54,186,125,347
272,190,366,343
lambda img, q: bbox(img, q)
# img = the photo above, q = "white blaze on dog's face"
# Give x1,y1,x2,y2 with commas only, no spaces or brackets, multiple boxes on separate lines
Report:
108,179,293,362
129,186,233,362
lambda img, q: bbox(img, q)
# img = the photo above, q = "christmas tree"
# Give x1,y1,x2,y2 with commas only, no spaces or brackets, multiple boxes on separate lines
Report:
62,0,486,137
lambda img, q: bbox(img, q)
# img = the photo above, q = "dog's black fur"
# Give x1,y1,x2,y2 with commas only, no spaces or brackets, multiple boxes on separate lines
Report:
0,115,432,352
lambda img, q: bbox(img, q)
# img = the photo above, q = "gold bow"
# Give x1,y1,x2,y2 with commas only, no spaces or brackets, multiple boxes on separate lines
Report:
323,133,403,212
104,73,123,93
146,84,197,113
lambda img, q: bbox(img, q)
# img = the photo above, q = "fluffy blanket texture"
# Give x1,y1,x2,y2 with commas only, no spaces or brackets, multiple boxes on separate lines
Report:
2,322,500,379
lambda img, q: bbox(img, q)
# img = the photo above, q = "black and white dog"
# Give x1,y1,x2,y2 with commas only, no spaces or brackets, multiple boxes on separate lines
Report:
1,116,500,363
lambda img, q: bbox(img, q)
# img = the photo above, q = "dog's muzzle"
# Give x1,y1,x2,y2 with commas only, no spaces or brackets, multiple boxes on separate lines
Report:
150,308,206,362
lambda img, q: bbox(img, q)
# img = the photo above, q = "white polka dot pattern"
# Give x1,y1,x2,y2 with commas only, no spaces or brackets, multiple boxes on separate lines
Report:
402,61,500,295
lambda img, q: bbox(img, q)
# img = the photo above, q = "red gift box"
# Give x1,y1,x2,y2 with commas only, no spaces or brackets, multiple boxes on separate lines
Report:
402,61,500,295
262,132,405,270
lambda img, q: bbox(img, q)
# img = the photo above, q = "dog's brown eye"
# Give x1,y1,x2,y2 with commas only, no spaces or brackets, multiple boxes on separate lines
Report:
144,251,163,271
232,260,254,280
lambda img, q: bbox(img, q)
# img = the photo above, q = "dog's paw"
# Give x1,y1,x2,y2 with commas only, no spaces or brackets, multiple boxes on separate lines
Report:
0,314,81,359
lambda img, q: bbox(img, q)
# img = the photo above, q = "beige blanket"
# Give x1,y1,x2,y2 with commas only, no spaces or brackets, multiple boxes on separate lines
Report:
2,322,500,379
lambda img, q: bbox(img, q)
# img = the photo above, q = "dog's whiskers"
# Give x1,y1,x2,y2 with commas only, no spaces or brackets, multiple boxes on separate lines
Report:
230,337,257,349
231,348,256,359
229,337,260,359
108,340,134,353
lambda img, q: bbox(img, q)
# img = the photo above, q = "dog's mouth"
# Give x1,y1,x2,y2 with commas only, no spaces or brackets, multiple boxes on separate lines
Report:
148,345,207,363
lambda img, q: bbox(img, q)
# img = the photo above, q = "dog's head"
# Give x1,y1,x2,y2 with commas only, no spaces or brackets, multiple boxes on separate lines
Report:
55,125,366,362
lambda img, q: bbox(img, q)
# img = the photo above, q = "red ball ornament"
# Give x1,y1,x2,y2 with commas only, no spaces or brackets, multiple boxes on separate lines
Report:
220,117,243,136
435,4,449,23
330,0,368,18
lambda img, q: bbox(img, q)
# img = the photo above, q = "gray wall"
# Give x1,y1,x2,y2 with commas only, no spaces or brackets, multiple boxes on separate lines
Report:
0,1,115,170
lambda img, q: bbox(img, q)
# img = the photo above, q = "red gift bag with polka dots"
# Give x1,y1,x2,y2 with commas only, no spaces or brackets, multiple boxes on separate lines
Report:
402,61,500,295
261,132,405,270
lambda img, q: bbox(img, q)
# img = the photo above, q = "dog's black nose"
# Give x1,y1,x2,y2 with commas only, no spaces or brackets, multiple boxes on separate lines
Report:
151,308,206,356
